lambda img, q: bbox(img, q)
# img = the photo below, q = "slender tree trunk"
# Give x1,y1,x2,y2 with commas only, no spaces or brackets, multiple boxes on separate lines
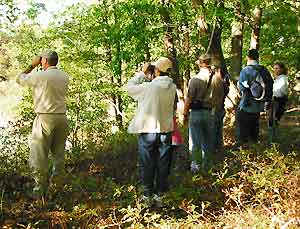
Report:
250,7,262,50
114,39,123,129
160,1,182,90
103,6,123,129
107,46,122,129
196,15,210,56
230,2,244,82
207,0,228,74
144,43,151,61
142,18,151,62
194,0,209,55
194,0,228,73
73,92,81,148
183,24,190,97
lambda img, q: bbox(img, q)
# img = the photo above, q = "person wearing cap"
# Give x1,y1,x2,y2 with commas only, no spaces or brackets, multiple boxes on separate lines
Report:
16,50,69,197
126,57,176,203
183,54,224,173
237,49,273,145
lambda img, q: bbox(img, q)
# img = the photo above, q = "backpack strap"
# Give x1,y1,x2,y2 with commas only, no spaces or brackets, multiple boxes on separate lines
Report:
205,71,214,92
199,70,214,100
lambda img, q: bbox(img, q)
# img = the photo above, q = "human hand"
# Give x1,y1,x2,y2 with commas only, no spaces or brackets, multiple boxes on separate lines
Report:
142,63,150,73
142,63,155,81
31,56,41,68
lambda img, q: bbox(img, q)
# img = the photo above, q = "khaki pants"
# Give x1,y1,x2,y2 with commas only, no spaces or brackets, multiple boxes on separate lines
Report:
29,114,69,191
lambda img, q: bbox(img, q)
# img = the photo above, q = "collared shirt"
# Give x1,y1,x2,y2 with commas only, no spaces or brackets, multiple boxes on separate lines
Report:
126,72,176,133
273,74,288,98
16,66,69,114
238,60,264,113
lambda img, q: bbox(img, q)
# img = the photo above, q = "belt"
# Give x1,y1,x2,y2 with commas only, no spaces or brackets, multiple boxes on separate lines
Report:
190,101,211,110
191,107,211,111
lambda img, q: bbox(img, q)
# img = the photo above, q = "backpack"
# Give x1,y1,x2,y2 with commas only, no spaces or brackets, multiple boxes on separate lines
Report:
248,65,266,101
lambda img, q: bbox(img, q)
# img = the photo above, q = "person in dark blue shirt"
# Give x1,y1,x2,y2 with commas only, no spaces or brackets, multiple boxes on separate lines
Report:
237,49,273,144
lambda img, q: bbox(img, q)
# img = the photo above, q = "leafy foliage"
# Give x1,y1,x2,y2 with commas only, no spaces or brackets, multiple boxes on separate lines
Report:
0,0,300,227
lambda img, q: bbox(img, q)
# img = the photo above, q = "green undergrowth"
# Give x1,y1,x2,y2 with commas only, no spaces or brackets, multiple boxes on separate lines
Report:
1,128,300,228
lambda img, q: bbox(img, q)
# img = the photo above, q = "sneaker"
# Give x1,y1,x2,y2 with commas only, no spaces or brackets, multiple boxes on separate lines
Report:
190,161,200,173
152,194,163,208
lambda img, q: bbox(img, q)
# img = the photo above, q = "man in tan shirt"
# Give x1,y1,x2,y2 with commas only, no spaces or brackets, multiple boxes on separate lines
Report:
183,54,224,173
17,50,69,197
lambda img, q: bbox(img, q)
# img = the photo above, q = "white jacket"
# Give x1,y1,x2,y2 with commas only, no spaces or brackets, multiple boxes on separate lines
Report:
127,72,176,133
273,74,288,98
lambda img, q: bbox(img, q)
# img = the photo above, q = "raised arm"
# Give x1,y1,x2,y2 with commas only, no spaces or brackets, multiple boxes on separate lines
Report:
126,71,148,100
16,56,41,87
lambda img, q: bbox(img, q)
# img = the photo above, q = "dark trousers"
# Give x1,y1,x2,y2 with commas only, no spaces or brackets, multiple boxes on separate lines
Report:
215,109,225,148
273,97,287,122
138,133,172,197
238,109,260,144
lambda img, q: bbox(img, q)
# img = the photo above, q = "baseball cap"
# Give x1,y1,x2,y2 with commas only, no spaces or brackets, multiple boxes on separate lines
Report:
154,57,172,72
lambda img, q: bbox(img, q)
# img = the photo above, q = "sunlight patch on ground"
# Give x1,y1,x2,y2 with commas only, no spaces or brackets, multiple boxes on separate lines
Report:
0,80,23,123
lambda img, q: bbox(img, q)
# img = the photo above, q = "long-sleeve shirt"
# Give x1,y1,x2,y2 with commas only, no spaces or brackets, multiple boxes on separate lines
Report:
16,66,69,114
126,72,176,133
238,60,273,113
273,74,288,98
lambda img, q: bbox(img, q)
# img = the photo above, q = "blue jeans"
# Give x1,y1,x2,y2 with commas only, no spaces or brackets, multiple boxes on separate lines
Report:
189,110,215,165
138,133,172,196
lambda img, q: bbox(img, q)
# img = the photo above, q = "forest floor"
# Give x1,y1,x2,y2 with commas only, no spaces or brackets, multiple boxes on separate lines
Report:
1,107,300,228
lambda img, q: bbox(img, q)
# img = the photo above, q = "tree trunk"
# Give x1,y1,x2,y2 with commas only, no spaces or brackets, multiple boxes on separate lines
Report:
183,24,190,97
107,45,123,130
102,7,123,130
196,15,210,56
72,92,81,148
230,2,244,82
144,43,151,61
159,1,182,90
114,41,123,129
207,0,228,75
250,7,262,50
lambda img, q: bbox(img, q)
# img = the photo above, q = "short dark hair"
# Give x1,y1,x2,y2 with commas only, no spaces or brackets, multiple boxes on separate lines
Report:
42,50,59,66
247,49,259,60
47,54,58,66
274,61,288,75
